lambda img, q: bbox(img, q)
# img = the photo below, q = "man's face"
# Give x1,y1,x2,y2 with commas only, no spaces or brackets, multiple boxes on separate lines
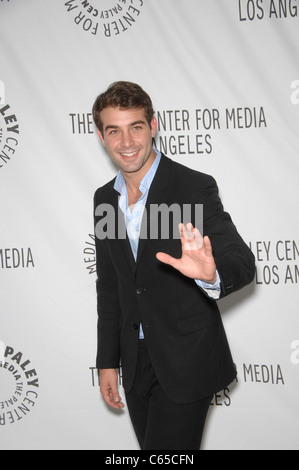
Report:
98,106,158,177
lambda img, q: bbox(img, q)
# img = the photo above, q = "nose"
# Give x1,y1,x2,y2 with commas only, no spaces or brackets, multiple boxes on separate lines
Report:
121,130,134,149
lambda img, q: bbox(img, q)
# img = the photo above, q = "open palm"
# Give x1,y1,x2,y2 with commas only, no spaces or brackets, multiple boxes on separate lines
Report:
156,223,217,284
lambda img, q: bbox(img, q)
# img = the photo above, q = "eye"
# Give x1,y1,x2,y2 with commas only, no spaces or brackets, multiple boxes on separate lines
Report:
132,126,142,132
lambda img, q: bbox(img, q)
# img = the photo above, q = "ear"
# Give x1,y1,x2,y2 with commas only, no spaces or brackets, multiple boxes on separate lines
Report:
150,117,158,138
97,129,106,146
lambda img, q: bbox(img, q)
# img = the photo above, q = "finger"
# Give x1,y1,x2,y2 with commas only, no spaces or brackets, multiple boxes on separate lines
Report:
107,391,124,410
102,388,116,409
181,223,195,240
110,385,124,408
181,223,203,242
186,222,194,232
178,223,186,240
101,384,124,410
156,252,180,270
180,223,204,252
203,236,213,257
193,227,204,249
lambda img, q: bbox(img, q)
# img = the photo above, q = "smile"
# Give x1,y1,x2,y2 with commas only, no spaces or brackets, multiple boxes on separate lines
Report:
119,150,140,159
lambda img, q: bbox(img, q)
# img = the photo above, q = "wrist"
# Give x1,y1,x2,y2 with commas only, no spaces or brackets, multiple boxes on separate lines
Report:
208,275,218,285
201,274,217,285
197,270,219,286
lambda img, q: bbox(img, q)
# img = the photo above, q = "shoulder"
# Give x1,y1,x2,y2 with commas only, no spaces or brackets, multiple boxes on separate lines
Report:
94,177,116,204
163,154,218,192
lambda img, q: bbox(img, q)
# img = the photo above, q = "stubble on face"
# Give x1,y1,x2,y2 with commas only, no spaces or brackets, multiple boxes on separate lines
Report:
98,107,158,182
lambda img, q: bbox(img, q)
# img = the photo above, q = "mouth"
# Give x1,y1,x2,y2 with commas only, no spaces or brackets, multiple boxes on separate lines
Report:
119,149,140,160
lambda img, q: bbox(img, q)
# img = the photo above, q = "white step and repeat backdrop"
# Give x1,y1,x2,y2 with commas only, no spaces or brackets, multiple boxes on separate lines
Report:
1,0,299,450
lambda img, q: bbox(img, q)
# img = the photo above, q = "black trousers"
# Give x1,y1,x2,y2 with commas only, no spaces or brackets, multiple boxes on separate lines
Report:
125,340,212,450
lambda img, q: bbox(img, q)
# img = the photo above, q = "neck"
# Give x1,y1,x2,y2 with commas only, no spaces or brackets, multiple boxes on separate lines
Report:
121,148,156,192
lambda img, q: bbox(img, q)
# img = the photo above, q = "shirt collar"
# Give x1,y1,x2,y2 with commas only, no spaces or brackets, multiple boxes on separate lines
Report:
114,149,161,196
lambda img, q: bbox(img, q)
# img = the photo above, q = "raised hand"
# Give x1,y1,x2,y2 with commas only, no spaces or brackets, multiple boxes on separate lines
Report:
156,223,217,284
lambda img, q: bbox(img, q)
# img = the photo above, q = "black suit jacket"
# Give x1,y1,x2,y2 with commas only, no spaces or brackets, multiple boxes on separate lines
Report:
94,154,255,404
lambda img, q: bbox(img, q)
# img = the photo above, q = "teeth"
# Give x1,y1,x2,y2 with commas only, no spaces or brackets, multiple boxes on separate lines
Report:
121,151,138,157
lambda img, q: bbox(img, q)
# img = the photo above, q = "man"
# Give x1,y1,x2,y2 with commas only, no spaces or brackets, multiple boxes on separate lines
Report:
92,81,255,450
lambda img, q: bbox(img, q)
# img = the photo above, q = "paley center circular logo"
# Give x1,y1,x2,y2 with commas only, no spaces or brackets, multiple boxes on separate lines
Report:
63,0,145,38
0,341,39,426
0,82,20,170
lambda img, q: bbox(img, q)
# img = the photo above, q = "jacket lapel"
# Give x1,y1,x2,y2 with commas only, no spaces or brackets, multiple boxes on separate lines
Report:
108,154,173,273
109,189,137,273
135,155,172,269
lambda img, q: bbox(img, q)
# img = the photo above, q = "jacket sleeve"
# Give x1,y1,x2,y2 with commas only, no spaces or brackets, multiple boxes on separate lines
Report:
94,189,121,369
192,175,256,299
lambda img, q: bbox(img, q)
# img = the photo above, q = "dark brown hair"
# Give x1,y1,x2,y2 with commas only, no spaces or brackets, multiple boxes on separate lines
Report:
92,81,155,135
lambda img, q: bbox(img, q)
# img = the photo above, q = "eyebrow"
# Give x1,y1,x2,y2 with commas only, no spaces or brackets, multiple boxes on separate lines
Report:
104,120,147,133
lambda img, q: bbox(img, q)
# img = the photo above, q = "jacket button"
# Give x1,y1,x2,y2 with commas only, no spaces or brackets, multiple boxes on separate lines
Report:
136,288,143,295
133,324,139,330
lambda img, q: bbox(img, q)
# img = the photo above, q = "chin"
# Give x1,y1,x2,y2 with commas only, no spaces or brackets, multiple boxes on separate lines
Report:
121,162,143,174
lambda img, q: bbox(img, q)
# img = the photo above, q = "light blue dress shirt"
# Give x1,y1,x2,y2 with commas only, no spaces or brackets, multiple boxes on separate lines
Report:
114,150,221,339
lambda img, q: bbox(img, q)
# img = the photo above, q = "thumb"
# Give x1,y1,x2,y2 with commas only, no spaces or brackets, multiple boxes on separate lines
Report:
156,252,179,270
110,384,121,403
110,384,125,409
